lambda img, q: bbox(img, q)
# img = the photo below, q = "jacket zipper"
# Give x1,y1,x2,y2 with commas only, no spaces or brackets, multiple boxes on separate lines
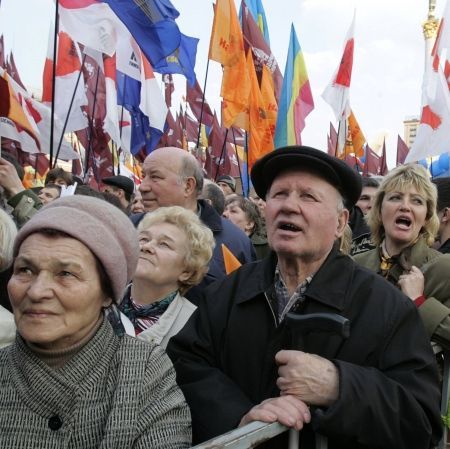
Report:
264,292,278,328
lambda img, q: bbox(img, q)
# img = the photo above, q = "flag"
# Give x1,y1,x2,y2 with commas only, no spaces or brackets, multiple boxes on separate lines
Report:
0,70,39,144
259,64,277,151
241,2,282,102
246,50,265,168
102,0,181,66
6,52,26,90
186,78,214,127
362,145,380,177
42,30,88,132
59,0,119,56
163,74,174,107
139,51,167,146
274,24,314,148
347,110,365,157
209,0,245,66
240,0,270,45
322,12,355,121
153,33,198,86
81,50,106,123
103,54,121,146
405,0,450,163
222,243,242,274
328,122,338,155
210,0,250,128
396,135,409,166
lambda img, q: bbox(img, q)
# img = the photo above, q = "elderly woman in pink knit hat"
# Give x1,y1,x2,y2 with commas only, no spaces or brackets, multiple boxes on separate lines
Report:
0,196,191,449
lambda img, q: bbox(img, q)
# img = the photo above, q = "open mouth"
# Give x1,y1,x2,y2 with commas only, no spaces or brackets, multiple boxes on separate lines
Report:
395,216,412,229
278,222,302,232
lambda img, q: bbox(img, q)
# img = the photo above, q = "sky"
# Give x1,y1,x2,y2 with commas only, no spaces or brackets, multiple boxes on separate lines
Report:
0,0,443,168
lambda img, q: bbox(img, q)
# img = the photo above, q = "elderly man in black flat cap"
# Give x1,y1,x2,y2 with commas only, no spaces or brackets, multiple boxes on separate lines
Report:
101,175,135,214
167,146,442,449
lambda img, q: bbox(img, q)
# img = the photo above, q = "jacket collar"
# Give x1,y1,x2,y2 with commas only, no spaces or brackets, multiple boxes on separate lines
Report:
198,199,223,232
236,244,354,313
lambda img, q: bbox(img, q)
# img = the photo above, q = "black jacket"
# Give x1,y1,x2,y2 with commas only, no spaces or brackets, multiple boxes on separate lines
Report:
168,247,442,449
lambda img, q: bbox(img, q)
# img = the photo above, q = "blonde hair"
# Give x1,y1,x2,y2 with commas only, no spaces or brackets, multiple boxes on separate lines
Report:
138,206,215,294
367,164,439,246
0,209,17,271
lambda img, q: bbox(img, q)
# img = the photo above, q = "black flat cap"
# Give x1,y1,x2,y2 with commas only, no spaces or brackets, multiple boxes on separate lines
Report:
251,145,362,209
102,175,135,196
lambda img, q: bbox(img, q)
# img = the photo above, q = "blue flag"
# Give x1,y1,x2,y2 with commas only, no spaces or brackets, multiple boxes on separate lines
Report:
239,0,270,45
103,0,181,66
153,33,198,86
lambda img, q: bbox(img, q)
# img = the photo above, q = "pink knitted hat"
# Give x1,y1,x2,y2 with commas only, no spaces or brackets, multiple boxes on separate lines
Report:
14,195,139,303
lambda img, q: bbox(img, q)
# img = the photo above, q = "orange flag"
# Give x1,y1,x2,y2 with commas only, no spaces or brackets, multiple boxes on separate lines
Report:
222,243,241,275
347,110,365,157
209,0,245,67
259,64,278,156
246,50,265,168
209,0,250,129
1,71,39,143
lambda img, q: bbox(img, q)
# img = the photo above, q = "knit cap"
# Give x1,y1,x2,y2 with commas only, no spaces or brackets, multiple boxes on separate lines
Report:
13,195,139,303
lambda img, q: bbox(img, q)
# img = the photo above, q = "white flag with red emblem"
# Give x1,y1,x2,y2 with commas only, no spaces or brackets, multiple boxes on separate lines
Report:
406,0,450,162
322,12,355,121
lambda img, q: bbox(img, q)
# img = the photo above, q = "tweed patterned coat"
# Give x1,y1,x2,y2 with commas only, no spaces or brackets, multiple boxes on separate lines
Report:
0,319,191,449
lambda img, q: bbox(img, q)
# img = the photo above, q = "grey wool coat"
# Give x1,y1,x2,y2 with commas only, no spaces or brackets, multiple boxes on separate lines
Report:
0,319,191,449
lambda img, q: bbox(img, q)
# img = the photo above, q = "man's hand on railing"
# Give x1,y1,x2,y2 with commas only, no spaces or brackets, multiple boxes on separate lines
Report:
238,395,311,431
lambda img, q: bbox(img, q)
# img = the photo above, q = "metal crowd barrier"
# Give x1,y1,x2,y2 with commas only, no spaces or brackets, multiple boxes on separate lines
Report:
190,421,288,449
191,348,450,449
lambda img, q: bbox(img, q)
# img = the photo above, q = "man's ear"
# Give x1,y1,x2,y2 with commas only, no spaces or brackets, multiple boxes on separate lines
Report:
443,207,450,223
336,208,350,239
184,176,197,197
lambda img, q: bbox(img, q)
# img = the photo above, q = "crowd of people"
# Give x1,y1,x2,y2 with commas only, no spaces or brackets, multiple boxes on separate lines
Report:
1,144,450,448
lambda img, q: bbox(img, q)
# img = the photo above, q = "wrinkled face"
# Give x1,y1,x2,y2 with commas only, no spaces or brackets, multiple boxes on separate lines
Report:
217,181,234,196
381,186,428,250
223,202,254,236
139,152,186,212
356,186,378,215
265,170,348,263
131,190,145,214
8,234,109,350
38,187,60,205
135,223,190,290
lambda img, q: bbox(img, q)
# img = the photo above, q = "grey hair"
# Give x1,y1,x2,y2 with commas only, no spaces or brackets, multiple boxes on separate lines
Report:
179,153,204,195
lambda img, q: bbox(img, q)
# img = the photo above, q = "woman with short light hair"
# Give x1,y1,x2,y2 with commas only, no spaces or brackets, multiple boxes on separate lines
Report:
355,163,450,346
120,206,215,347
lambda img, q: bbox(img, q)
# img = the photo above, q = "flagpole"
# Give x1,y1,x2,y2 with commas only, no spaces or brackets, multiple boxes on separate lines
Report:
335,121,340,158
53,53,87,166
245,131,249,197
49,0,60,168
214,128,229,181
196,59,210,148
231,128,244,195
